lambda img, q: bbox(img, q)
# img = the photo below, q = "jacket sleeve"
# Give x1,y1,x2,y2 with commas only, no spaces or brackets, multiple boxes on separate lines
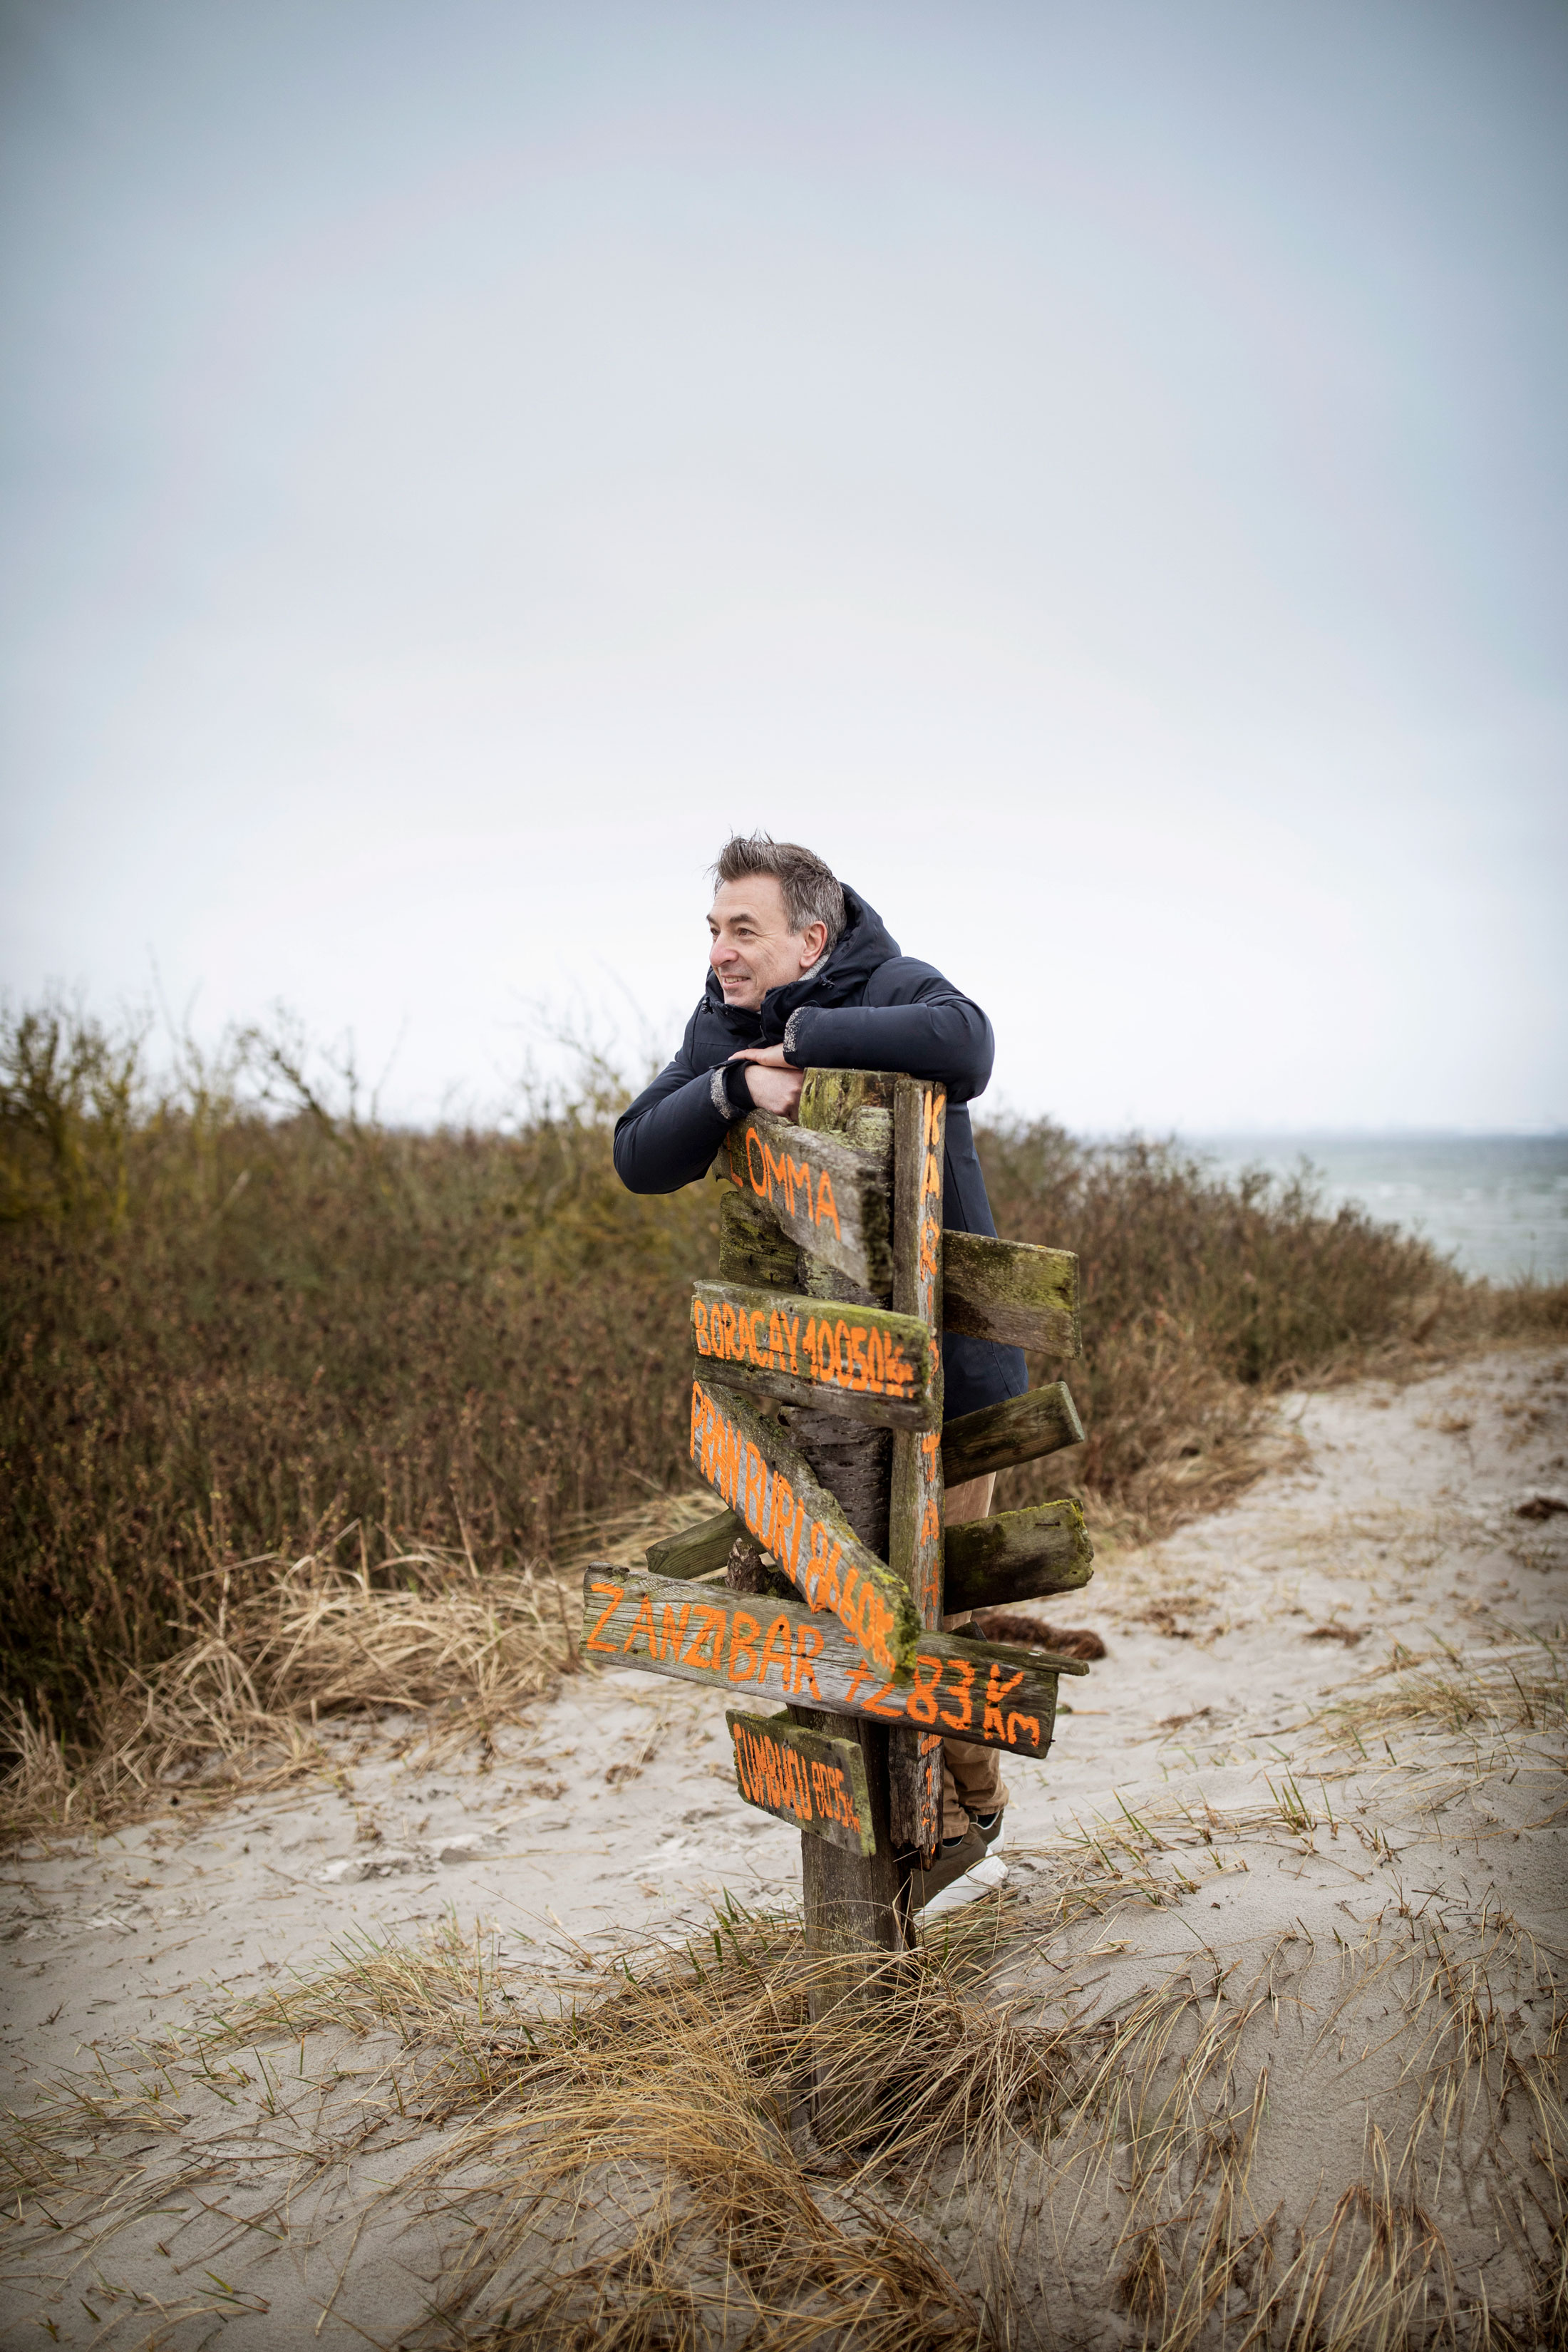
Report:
783,959,996,1103
613,1010,735,1195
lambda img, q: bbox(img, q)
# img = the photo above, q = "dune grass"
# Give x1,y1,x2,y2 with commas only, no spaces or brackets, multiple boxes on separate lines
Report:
3,996,1561,1807
7,1693,1563,2348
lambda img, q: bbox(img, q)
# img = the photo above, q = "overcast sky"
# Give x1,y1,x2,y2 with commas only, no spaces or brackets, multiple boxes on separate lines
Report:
2,0,1564,1132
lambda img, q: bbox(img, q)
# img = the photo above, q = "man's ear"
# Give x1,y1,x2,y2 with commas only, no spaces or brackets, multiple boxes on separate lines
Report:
798,920,829,971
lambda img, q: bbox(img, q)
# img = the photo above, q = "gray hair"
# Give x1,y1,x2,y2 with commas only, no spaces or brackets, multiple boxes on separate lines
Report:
711,832,847,951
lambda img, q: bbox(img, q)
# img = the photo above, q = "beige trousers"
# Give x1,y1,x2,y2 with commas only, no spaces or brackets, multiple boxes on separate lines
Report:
939,1472,1006,1838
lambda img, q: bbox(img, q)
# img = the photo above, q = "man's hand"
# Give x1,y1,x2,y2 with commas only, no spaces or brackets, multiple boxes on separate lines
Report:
728,1045,803,1119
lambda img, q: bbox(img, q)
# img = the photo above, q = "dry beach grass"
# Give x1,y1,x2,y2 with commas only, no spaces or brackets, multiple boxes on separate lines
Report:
4,994,1562,1827
2,1346,1564,2347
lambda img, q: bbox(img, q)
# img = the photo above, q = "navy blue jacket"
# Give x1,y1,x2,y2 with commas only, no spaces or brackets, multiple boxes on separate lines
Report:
612,888,1027,1423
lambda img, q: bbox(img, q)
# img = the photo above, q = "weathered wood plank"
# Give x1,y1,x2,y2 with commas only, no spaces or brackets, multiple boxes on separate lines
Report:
942,1500,1095,1619
942,1232,1080,1357
717,1189,800,1292
940,1381,1085,1486
691,1281,939,1432
887,1076,947,1860
798,1066,898,1127
726,1708,876,1855
688,1376,920,1679
644,1510,743,1582
798,1068,896,1172
780,1090,913,2006
583,1567,1088,1759
713,1111,891,1296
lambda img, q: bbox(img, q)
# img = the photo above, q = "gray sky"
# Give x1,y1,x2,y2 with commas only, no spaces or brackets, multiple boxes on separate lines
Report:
2,0,1564,1131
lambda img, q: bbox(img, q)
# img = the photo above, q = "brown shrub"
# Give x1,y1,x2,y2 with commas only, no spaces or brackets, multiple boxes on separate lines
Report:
4,1002,1553,1765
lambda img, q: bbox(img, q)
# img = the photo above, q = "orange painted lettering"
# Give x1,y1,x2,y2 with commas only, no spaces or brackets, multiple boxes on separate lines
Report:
684,1605,727,1671
721,1419,743,1506
764,1472,796,1564
659,1601,692,1659
623,1595,657,1654
815,1170,840,1237
791,1623,824,1700
787,1155,813,1217
586,1581,626,1654
750,1307,768,1363
832,1320,852,1384
939,1656,976,1731
728,1610,762,1681
907,1654,943,1724
863,1677,905,1719
693,1301,712,1356
982,1665,1026,1742
746,1127,769,1196
785,1314,800,1373
767,1310,785,1368
1007,1712,1041,1750
848,1324,869,1392
756,1615,793,1690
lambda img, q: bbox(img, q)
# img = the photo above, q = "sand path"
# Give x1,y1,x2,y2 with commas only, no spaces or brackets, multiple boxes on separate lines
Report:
3,1346,1564,2346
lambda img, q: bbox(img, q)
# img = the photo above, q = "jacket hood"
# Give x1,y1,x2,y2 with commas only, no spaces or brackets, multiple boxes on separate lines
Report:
701,887,900,1043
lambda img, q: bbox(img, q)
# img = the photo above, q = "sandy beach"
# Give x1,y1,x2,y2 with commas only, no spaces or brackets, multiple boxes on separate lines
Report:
3,1343,1564,2347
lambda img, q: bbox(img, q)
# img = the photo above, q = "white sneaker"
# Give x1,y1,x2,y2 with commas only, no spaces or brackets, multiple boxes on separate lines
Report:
919,1852,1009,1922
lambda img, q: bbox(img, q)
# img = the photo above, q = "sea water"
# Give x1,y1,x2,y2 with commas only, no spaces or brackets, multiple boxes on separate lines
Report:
1184,1135,1568,1286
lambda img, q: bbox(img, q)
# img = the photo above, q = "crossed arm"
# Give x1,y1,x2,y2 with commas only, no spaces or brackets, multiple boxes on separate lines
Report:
727,1043,802,1118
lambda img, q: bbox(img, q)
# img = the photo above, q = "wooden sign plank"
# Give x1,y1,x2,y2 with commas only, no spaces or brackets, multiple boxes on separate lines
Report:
798,1065,897,1126
691,1280,940,1433
726,1708,876,1855
714,1111,891,1296
798,1068,896,1170
644,1510,743,1581
942,1232,1080,1358
887,1076,947,1859
718,1189,799,1292
942,1500,1095,1619
688,1376,922,1679
940,1381,1085,1486
583,1567,1088,1758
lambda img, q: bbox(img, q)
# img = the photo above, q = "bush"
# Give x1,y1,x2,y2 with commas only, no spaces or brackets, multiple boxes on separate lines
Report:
1,1004,716,1740
4,1001,1549,1753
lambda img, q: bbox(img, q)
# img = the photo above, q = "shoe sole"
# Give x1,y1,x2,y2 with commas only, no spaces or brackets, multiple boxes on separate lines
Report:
919,1855,1009,1922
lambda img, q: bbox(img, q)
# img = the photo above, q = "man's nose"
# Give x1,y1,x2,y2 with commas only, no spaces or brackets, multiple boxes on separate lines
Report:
710,937,738,966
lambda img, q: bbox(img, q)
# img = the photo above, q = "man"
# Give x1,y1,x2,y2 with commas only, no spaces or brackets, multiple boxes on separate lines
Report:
614,832,1027,1907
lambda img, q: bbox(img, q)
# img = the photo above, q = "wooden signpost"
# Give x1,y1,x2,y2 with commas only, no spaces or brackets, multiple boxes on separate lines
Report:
582,1062,1096,2122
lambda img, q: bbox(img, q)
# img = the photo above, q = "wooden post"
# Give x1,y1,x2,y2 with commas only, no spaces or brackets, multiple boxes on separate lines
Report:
783,1074,912,2133
887,1077,946,1864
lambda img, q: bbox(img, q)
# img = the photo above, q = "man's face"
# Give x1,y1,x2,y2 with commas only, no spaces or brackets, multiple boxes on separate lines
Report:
708,875,827,1011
